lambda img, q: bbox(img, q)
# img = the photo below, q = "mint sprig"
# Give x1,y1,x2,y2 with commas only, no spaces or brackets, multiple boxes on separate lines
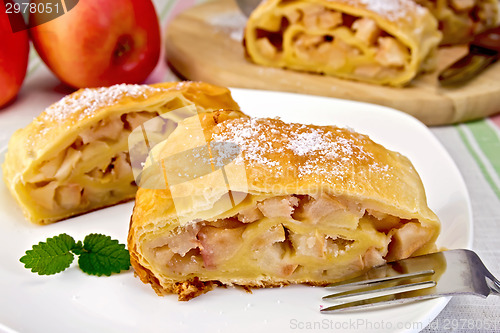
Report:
19,233,76,275
78,234,131,276
20,233,130,276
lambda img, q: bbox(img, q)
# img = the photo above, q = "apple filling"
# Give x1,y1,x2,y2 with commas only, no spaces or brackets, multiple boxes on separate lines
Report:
251,3,412,82
143,193,434,284
23,111,158,220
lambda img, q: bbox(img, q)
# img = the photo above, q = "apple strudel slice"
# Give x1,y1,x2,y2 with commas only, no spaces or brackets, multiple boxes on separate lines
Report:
244,0,442,86
413,0,498,45
2,82,240,224
128,110,440,301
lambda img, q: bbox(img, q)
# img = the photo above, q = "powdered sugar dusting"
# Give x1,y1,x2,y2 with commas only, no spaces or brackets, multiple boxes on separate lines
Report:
287,128,356,162
342,0,426,21
213,118,284,173
212,117,393,185
42,84,162,122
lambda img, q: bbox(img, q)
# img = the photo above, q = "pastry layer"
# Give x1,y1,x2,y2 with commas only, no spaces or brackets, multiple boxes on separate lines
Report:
128,110,440,300
244,0,442,86
2,82,240,224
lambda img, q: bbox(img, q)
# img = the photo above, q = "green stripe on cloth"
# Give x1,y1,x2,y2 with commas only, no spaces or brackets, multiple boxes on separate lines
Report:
467,120,500,176
29,48,38,62
27,61,42,77
457,122,500,199
27,47,42,77
160,0,178,20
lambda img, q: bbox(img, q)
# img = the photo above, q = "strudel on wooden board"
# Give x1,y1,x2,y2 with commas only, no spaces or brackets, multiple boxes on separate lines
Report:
413,0,498,45
244,0,442,86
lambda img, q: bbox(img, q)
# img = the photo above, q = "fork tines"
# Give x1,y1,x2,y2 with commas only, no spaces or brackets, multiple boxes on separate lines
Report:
325,269,435,290
321,270,438,313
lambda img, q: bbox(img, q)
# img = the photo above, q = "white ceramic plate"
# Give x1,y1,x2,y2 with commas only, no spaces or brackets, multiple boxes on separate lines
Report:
0,88,472,333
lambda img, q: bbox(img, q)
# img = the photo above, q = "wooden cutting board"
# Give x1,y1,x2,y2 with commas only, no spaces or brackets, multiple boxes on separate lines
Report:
165,0,500,125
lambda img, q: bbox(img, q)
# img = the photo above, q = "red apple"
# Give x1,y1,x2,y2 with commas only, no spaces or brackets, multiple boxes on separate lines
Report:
29,0,161,88
0,0,29,108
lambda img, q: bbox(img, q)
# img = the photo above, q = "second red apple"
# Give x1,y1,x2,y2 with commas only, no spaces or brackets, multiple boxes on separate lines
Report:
30,0,161,88
0,0,29,108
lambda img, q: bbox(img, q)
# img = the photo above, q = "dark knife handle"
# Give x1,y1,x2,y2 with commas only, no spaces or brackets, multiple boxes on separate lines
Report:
472,26,500,53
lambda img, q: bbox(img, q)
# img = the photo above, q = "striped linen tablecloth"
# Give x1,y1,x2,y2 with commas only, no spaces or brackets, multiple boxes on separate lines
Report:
1,0,499,332
455,118,500,199
429,122,500,332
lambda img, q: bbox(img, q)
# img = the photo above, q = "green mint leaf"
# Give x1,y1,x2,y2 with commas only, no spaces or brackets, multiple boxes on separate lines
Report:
20,233,76,275
71,240,84,255
78,234,130,276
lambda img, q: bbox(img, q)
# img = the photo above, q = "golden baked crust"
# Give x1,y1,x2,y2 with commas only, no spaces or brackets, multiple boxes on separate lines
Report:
128,110,440,300
244,0,442,86
2,82,240,224
413,0,498,45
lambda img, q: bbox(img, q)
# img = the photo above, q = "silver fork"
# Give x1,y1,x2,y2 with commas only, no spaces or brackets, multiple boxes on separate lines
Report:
321,249,500,313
